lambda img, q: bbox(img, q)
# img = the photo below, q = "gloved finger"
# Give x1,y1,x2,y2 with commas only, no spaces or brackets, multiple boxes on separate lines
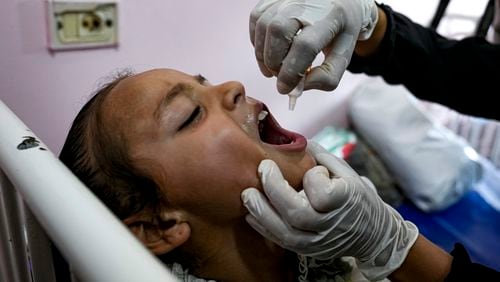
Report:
306,140,329,155
307,141,357,177
303,166,350,212
276,24,331,94
241,188,292,244
361,176,377,194
249,8,259,47
257,61,274,78
245,214,315,253
241,187,269,218
258,160,323,230
244,214,288,248
254,5,279,78
304,33,356,91
241,188,312,248
263,14,301,73
314,152,358,178
249,0,281,46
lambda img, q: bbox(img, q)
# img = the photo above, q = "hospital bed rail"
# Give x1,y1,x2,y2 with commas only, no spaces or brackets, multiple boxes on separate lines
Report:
0,99,178,282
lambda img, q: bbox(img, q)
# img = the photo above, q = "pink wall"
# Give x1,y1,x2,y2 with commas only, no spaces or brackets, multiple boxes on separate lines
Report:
1,0,361,154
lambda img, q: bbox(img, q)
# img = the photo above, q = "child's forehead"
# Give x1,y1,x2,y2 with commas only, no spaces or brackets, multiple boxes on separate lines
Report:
116,70,199,100
98,70,192,138
130,69,194,84
107,69,203,109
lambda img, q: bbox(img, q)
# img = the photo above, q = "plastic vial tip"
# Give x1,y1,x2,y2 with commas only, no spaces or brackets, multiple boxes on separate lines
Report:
288,96,297,111
287,75,306,111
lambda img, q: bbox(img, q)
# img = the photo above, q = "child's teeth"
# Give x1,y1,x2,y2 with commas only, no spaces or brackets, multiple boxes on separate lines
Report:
258,110,268,121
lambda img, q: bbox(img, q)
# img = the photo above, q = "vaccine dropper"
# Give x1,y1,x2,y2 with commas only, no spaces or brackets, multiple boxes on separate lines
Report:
288,75,306,111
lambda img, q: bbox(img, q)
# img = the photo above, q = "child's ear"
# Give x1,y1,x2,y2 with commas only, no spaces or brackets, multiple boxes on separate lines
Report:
123,209,191,255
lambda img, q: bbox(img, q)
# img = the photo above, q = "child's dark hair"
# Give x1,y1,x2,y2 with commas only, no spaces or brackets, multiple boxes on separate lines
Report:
59,70,161,219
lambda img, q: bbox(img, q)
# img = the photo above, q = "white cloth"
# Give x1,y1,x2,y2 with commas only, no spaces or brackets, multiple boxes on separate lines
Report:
166,254,376,282
348,78,483,212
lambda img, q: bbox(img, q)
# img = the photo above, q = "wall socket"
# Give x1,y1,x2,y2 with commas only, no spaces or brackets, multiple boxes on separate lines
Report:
46,1,118,51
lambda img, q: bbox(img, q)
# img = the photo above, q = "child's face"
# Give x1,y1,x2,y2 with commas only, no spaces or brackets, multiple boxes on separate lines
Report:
102,69,315,224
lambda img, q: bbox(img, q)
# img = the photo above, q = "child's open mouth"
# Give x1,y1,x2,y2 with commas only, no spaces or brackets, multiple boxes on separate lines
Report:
257,105,307,152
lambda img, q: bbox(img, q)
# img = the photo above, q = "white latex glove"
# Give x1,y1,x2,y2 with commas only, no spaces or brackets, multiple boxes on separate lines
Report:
241,141,419,280
249,0,378,94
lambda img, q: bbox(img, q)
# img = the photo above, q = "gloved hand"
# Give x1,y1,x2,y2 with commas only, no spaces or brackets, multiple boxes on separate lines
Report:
249,0,379,94
241,141,419,280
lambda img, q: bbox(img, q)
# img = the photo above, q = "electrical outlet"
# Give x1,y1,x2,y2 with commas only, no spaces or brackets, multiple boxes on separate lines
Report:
46,1,118,51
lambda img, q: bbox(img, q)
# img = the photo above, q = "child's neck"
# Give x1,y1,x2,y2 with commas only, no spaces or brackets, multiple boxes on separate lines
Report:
190,220,297,282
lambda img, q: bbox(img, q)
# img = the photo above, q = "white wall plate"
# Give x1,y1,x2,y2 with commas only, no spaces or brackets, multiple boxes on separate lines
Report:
45,1,118,51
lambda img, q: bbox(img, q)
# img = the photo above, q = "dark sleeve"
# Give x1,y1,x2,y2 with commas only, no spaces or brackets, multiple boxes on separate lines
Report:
348,3,500,120
444,243,500,281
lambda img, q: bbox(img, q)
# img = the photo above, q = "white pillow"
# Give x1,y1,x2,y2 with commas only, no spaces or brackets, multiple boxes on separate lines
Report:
348,78,483,212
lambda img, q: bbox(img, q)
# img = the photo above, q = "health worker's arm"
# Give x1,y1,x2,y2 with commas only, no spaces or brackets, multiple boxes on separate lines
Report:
350,4,500,120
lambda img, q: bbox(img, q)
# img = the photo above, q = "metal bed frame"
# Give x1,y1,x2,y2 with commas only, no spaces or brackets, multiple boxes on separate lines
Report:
0,100,177,282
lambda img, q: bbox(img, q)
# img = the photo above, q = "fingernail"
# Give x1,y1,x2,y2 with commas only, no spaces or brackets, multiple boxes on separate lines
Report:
258,159,273,174
241,189,250,204
315,165,329,176
258,159,275,185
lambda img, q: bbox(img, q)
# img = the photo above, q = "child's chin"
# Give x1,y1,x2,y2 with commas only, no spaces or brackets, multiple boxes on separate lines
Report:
290,153,317,190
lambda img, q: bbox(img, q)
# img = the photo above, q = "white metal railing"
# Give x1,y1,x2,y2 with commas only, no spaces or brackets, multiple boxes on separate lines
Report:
0,100,177,282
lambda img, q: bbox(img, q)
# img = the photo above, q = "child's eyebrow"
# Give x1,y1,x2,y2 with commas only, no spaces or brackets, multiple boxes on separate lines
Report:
154,83,193,121
154,74,207,122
